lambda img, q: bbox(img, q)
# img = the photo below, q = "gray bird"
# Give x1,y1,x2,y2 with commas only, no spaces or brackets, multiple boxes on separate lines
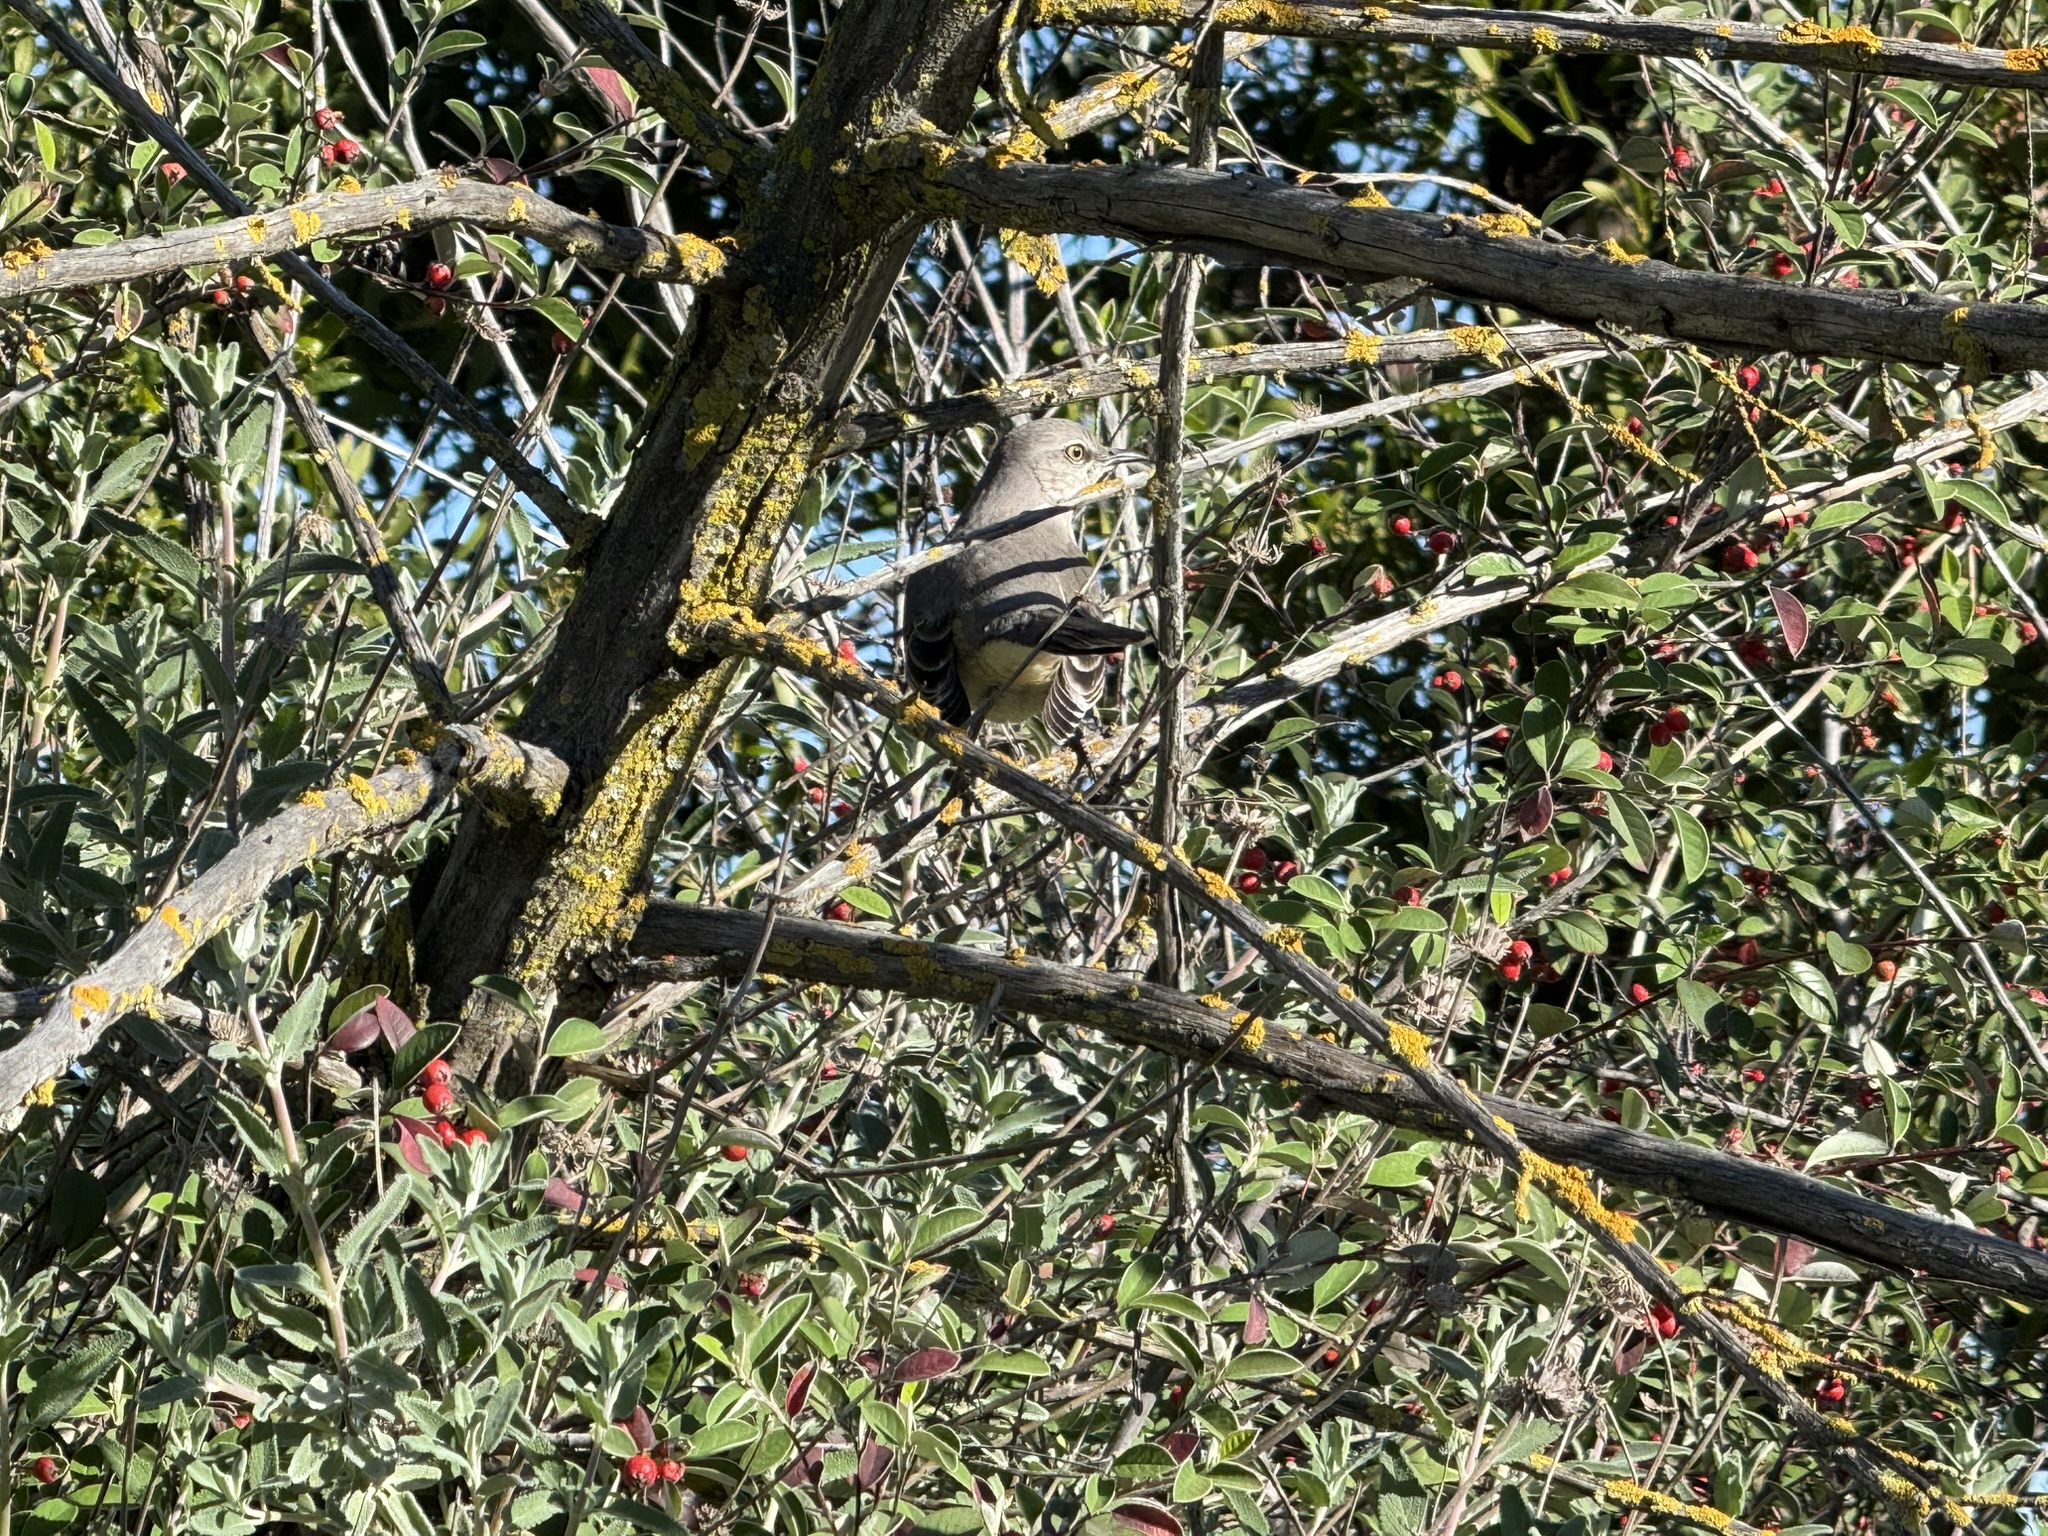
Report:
905,419,1147,737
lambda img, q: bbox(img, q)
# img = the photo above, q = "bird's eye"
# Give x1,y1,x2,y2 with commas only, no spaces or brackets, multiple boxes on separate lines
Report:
1065,444,1087,462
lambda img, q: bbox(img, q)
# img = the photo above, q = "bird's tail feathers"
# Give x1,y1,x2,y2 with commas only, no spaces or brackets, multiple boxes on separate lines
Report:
1026,610,1146,655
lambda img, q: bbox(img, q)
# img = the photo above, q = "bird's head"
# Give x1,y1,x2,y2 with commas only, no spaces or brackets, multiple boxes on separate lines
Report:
975,418,1150,515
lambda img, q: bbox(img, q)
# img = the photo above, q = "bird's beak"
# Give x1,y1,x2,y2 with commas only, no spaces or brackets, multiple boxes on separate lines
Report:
1106,449,1155,483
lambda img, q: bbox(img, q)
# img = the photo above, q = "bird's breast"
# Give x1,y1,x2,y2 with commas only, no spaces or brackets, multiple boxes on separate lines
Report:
962,639,1063,722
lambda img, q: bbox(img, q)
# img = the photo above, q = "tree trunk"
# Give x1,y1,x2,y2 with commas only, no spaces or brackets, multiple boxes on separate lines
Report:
410,0,1006,1073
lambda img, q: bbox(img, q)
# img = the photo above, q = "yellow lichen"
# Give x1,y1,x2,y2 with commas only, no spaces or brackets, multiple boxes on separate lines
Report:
290,207,321,243
1344,185,1391,209
1387,1021,1432,1067
73,984,111,1012
1778,19,1884,55
842,841,873,880
2006,46,2048,70
1520,1152,1638,1242
346,773,390,818
1344,329,1383,363
1131,837,1168,872
506,195,528,221
1530,25,1560,51
999,229,1066,296
1601,238,1647,263
245,216,269,244
1472,212,1534,238
0,239,52,273
667,232,726,283
1264,925,1307,955
936,798,965,826
1197,867,1240,905
335,175,362,193
159,906,194,945
1449,325,1508,364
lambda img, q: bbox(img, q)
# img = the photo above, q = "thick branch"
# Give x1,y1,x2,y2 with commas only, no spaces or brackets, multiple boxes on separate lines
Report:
0,727,565,1128
1042,1,2048,94
0,175,726,309
910,158,2048,374
634,903,2048,1307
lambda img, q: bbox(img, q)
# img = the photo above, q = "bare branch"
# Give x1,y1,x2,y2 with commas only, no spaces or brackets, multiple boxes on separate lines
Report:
1041,0,2048,95
826,324,1604,453
634,902,2048,1307
0,726,566,1129
0,175,726,310
908,157,2048,373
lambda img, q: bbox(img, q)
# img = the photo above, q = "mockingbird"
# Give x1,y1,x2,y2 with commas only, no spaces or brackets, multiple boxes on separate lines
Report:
905,418,1147,737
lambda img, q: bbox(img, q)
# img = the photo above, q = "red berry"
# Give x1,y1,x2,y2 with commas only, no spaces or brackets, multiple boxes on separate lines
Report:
1595,749,1613,772
318,142,339,166
161,160,186,182
424,1058,453,1086
1647,724,1672,747
625,1452,659,1485
431,1118,458,1147
460,1126,489,1147
1740,987,1761,1007
1669,145,1694,170
1721,543,1759,573
1631,983,1652,1003
1238,873,1261,893
1427,530,1457,554
737,1272,767,1298
1737,365,1762,392
1547,866,1570,886
234,274,254,292
1625,416,1644,437
791,756,810,775
422,1080,455,1114
1498,959,1524,982
332,137,361,163
837,639,858,662
1242,847,1270,872
1817,1378,1846,1405
211,287,233,308
1508,939,1534,961
31,1456,58,1484
1392,886,1423,906
1760,177,1784,197
1273,860,1299,881
1308,535,1328,555
423,295,447,317
721,1144,750,1162
1096,1211,1116,1235
1321,1347,1341,1365
1436,669,1462,691
1768,252,1797,277
426,262,453,289
826,899,855,923
806,785,826,804
1649,1301,1679,1339
821,1062,839,1079
1661,707,1690,733
1874,959,1897,983
661,1459,686,1483
1391,515,1413,535
313,106,343,130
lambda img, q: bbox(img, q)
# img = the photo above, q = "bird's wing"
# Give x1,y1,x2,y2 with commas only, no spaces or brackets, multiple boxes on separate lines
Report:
904,569,972,725
983,604,1145,655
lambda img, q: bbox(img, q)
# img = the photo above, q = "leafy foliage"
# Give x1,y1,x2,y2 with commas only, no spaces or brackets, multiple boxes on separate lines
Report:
0,0,2044,1533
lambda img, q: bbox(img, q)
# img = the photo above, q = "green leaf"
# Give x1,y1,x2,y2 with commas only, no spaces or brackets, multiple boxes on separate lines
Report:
87,436,164,509
1546,910,1606,955
1222,1348,1302,1382
529,295,583,338
1602,792,1655,872
1364,1150,1429,1187
1285,873,1346,910
544,1018,608,1057
838,885,893,918
390,1022,458,1090
1670,804,1709,885
418,28,486,63
1822,932,1871,975
24,1334,127,1428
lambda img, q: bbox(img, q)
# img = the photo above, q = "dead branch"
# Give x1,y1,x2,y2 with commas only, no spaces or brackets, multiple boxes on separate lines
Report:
0,175,726,309
633,902,2048,1307
907,157,2048,374
1041,1,2048,95
0,726,566,1129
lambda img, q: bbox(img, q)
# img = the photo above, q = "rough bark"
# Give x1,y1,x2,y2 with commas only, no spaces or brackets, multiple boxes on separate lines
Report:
633,903,2048,1307
409,0,1011,1069
912,158,2048,374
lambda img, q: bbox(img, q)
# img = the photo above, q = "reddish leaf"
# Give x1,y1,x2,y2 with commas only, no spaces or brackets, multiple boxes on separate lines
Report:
1514,788,1554,838
478,157,524,185
781,1445,825,1487
542,1177,585,1212
855,1437,893,1490
258,41,296,74
785,1362,815,1417
328,1008,383,1053
572,1267,627,1292
1243,1294,1269,1346
892,1348,961,1382
1776,1237,1817,1275
392,1115,432,1174
1110,1500,1184,1536
583,65,633,123
1163,1431,1198,1464
617,1406,655,1451
1770,586,1810,658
